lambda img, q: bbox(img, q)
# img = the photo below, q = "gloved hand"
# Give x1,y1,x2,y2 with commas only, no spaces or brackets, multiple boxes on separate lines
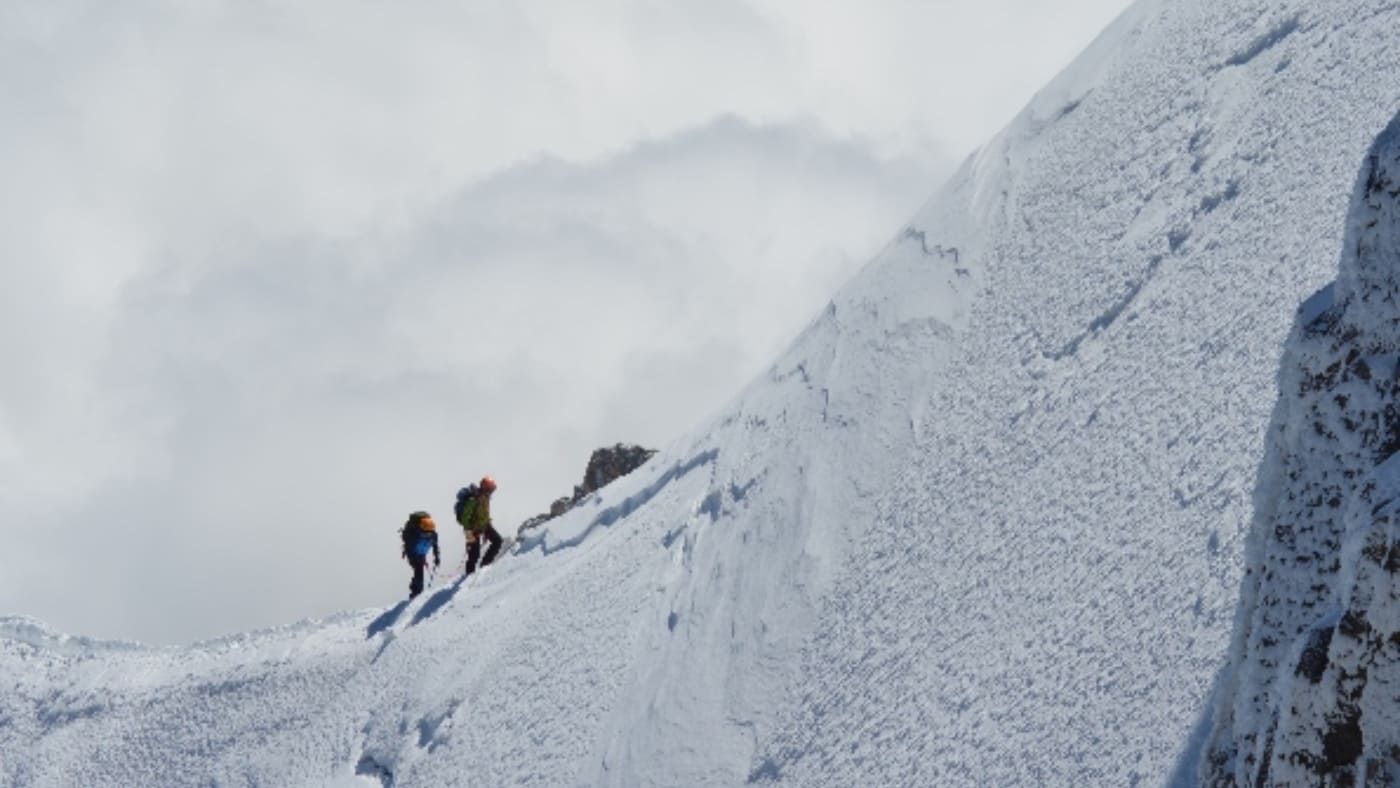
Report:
434,556,441,567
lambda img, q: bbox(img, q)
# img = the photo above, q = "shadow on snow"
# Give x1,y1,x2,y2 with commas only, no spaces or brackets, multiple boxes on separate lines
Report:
365,600,410,639
410,577,466,627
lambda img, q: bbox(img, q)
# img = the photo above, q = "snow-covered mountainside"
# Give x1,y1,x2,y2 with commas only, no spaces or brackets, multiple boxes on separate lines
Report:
4,0,1400,785
1202,115,1400,787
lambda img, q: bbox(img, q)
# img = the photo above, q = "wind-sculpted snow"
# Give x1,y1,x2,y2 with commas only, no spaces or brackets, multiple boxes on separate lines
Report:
6,0,1400,785
743,2,1400,784
0,617,147,656
1202,111,1400,787
523,447,720,555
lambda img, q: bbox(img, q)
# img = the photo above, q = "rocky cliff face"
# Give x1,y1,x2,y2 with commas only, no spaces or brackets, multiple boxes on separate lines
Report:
575,444,658,500
1203,112,1400,787
517,443,657,534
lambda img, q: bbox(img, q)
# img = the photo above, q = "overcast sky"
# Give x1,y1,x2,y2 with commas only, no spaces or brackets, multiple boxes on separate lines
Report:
0,0,1132,645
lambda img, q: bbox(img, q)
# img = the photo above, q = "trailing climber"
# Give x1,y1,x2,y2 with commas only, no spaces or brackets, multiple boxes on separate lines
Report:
401,511,440,598
455,476,502,576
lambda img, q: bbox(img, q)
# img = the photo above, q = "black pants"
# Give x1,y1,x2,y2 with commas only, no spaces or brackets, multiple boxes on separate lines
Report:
465,526,503,575
408,555,427,598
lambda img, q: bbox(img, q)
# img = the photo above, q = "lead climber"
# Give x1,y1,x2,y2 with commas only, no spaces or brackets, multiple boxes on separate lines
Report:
455,475,502,577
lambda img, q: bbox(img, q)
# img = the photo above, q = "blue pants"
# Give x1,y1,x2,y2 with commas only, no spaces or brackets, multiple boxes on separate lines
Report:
408,555,428,598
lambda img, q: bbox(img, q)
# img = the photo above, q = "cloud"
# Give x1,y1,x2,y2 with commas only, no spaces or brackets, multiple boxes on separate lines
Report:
1,116,942,644
0,0,1131,643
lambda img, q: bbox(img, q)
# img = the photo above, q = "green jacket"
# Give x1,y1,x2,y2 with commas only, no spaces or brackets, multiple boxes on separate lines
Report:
458,495,492,533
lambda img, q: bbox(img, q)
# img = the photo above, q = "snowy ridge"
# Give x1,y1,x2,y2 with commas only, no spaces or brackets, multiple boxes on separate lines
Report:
6,0,1400,785
1203,113,1400,787
0,617,148,656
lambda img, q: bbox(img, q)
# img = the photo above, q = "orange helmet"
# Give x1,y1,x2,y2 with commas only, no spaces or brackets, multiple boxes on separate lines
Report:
480,475,497,492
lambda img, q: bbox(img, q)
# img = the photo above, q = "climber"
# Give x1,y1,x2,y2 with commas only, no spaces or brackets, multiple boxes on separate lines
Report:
401,511,440,598
455,476,502,576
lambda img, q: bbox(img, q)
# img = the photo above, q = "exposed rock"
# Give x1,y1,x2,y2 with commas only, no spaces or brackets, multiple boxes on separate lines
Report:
549,497,571,518
516,444,657,535
574,444,658,501
1202,112,1400,786
517,513,551,532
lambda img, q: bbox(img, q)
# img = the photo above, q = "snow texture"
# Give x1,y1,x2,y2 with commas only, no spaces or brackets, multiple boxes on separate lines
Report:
1202,112,1400,787
5,0,1400,785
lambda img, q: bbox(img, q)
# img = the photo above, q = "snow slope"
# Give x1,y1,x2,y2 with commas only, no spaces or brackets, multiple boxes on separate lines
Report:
5,0,1400,785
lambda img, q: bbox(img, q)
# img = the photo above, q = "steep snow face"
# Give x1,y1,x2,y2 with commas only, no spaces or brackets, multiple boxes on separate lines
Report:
1203,113,1400,787
5,0,1400,786
738,2,1400,784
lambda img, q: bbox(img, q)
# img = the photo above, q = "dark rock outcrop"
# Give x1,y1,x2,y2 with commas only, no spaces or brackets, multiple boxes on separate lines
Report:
517,444,657,535
574,444,658,501
1202,113,1400,786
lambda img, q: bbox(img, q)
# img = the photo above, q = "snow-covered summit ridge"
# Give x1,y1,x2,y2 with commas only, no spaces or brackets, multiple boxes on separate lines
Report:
0,616,146,656
1203,110,1400,787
